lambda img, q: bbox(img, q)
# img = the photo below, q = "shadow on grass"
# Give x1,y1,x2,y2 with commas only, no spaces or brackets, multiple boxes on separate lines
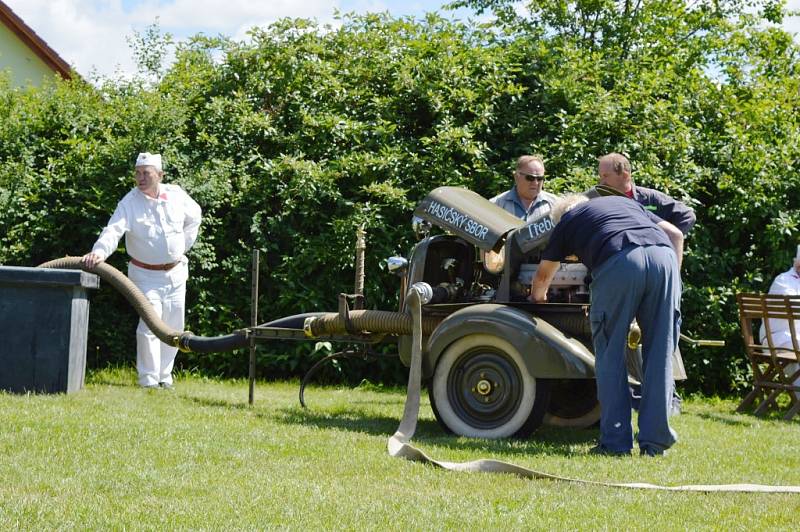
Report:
699,408,799,426
85,377,137,388
306,397,406,407
168,386,599,457
275,406,436,435
84,379,139,389
694,411,758,427
274,406,598,457
184,395,253,410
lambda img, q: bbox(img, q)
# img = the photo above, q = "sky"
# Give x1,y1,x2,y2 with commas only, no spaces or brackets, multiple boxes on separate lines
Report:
5,0,800,80
4,0,466,79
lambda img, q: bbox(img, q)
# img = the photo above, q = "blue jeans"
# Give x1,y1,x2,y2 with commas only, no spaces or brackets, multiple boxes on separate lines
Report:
589,245,681,452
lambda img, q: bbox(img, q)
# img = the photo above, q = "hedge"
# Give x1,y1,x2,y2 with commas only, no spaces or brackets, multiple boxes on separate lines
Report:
1,4,799,394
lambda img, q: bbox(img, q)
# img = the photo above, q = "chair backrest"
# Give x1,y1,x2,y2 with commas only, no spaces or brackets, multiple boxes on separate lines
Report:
736,293,800,358
736,293,800,419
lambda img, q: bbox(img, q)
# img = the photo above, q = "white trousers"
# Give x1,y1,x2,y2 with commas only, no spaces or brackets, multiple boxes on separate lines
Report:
128,261,188,386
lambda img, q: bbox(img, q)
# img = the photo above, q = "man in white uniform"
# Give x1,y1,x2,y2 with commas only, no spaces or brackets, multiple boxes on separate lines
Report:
760,245,800,397
82,153,202,389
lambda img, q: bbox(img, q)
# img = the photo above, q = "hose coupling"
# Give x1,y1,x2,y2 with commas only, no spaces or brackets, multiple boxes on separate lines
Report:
408,282,433,305
177,331,195,353
303,317,318,338
627,323,641,350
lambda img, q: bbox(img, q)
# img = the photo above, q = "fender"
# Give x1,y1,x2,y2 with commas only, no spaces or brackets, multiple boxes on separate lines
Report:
422,303,595,380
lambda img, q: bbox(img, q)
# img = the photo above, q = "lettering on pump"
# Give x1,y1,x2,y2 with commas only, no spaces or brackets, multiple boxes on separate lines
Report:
425,200,489,241
526,216,554,240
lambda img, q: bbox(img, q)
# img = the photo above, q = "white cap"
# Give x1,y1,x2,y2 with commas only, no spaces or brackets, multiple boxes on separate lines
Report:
796,244,800,260
135,152,162,171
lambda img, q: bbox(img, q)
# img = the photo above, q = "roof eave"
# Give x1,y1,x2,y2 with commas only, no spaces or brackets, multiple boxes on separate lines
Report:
0,0,76,80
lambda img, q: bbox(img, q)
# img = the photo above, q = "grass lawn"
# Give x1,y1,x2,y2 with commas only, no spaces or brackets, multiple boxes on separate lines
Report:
1,367,798,530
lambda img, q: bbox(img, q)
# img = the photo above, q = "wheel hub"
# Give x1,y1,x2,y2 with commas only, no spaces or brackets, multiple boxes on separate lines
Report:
475,378,493,396
447,349,523,429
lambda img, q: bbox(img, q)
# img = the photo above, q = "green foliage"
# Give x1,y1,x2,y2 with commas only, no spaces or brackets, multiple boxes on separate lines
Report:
1,4,799,394
127,18,174,82
452,0,800,393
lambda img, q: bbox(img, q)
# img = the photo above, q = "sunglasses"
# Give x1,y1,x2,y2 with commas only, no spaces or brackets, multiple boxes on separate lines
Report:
519,172,545,182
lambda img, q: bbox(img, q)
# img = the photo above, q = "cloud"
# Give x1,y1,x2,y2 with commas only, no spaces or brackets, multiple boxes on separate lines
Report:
4,1,130,77
6,0,800,80
130,0,336,31
3,0,342,78
785,0,800,36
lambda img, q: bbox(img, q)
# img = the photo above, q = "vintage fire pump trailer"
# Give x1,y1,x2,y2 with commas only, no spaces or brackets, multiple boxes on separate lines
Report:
42,186,714,439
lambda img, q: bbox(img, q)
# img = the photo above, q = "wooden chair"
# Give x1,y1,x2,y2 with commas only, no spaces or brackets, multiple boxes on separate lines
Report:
736,293,800,420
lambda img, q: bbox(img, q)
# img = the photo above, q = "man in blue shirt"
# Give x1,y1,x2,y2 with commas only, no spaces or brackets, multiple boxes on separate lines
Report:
531,195,684,456
594,152,694,414
490,155,558,222
596,152,696,235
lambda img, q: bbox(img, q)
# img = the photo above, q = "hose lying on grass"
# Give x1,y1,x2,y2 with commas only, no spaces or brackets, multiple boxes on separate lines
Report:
36,258,800,491
387,282,800,494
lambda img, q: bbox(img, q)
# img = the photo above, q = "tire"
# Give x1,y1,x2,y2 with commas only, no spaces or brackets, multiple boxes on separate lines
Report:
542,379,601,429
427,378,453,435
429,334,551,439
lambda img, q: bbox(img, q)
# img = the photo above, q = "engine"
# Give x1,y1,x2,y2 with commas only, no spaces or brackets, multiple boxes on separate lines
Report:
400,186,593,307
513,262,590,303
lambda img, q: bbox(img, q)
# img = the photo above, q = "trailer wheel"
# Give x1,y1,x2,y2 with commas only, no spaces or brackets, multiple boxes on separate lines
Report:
430,334,551,439
427,378,453,435
543,379,601,429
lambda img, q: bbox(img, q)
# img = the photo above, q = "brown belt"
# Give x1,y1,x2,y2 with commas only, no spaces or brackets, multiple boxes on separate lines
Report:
130,257,180,271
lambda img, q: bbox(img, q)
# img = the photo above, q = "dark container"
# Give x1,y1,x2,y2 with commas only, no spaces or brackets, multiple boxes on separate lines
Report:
0,266,99,393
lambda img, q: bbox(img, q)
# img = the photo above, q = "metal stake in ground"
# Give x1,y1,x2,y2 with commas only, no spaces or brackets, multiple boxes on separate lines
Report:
249,249,260,405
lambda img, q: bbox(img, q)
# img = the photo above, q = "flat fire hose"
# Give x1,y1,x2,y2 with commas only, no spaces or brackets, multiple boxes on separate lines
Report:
387,284,800,493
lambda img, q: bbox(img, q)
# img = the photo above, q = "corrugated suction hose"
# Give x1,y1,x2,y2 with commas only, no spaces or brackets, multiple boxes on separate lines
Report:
37,256,248,353
304,309,441,337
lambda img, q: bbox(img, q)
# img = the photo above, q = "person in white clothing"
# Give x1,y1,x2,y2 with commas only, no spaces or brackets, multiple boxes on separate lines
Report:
759,245,800,397
82,152,202,389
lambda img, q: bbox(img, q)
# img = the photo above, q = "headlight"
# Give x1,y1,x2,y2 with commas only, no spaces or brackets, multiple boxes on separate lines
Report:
481,245,505,274
387,256,408,276
411,216,431,240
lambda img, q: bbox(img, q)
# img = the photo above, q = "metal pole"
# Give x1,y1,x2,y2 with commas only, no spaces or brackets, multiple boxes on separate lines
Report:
354,224,365,309
248,249,259,405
